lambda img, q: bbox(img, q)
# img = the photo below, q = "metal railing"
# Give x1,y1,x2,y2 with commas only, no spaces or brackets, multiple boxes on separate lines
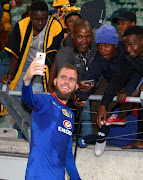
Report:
1,84,143,143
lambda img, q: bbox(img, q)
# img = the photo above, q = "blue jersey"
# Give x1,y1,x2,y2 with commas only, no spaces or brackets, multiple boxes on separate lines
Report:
22,83,81,180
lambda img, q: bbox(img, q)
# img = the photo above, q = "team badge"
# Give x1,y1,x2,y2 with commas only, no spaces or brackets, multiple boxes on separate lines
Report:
62,109,72,118
63,120,72,129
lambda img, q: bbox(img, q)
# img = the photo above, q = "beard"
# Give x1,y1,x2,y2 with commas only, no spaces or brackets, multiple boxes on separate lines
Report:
54,83,75,101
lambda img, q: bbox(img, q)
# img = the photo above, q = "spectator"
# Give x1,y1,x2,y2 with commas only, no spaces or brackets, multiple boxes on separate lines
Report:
112,10,136,41
53,0,69,28
21,5,30,19
112,10,143,150
1,1,64,92
98,10,137,127
0,3,11,51
96,26,143,154
64,11,81,37
22,62,81,180
56,19,96,82
77,25,133,153
122,78,143,149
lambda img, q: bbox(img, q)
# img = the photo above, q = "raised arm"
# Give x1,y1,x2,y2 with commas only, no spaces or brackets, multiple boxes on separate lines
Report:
22,57,46,108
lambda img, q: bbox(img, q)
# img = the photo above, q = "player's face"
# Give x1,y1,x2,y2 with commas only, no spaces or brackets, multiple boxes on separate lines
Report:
117,20,135,36
97,43,118,60
123,34,143,59
54,68,78,100
66,15,81,33
30,11,48,32
71,26,93,57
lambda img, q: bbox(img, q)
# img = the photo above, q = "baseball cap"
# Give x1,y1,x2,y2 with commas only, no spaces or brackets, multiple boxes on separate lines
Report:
95,24,118,45
53,0,69,7
112,10,136,23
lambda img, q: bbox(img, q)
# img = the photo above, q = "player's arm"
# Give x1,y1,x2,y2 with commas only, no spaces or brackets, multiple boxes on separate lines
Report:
22,57,46,108
65,136,81,180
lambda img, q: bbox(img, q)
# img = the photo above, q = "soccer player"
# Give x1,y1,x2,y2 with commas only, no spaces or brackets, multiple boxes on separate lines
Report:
22,59,81,180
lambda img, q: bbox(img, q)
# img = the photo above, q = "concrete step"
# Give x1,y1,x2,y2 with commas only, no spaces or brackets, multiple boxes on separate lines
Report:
0,137,29,154
75,145,143,180
0,142,143,180
0,128,18,138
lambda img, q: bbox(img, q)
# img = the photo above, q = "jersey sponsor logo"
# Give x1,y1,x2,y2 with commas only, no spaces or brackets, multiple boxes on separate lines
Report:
63,120,72,129
58,126,72,136
62,109,72,118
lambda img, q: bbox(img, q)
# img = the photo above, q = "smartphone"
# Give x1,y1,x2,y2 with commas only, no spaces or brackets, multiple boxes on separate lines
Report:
36,52,46,73
84,79,95,85
76,94,84,102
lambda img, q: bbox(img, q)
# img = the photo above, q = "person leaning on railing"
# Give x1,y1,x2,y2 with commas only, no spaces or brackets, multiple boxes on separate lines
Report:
96,26,143,153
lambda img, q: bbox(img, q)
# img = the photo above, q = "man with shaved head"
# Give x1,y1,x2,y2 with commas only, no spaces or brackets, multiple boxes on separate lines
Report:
56,19,96,82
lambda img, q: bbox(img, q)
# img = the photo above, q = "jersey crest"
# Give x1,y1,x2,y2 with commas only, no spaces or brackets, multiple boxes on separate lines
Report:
62,109,72,118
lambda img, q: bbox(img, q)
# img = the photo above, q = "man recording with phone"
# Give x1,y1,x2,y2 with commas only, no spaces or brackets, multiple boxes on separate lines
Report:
77,25,136,156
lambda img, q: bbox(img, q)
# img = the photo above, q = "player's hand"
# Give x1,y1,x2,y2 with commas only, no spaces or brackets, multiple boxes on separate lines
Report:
23,57,46,86
117,92,129,103
79,80,94,93
97,105,107,128
1,71,14,86
28,57,46,76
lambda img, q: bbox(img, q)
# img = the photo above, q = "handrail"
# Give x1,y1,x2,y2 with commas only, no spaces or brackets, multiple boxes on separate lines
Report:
5,89,142,104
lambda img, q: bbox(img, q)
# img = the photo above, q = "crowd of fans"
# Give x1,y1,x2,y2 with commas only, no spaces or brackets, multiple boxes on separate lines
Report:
0,0,143,160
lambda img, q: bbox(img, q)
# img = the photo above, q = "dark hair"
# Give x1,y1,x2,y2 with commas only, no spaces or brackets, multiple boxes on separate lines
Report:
69,0,76,3
69,0,76,6
64,11,81,24
123,26,143,39
31,1,48,13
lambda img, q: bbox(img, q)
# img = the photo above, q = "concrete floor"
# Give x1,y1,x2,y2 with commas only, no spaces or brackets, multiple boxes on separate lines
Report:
75,145,143,180
0,141,143,180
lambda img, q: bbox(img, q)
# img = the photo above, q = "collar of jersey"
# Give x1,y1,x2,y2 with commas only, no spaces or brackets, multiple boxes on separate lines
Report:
51,93,66,106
